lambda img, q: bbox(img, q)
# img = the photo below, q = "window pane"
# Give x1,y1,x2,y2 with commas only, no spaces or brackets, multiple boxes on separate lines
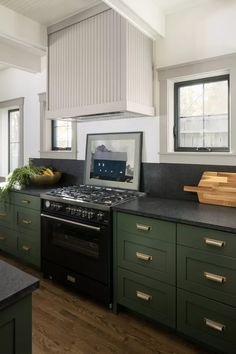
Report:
179,116,203,148
9,143,19,172
179,84,203,117
204,80,228,115
9,109,20,173
9,110,20,142
52,120,72,150
175,75,229,151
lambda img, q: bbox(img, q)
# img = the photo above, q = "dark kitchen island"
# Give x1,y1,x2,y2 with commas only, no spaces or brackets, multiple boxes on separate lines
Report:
0,260,39,354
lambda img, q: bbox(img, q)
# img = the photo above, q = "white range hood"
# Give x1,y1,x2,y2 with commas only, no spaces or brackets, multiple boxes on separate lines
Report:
46,4,155,121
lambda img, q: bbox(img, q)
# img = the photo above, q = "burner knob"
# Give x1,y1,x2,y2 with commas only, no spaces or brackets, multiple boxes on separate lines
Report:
45,200,51,209
66,206,72,214
97,212,104,221
55,204,62,211
71,208,77,215
76,208,82,216
82,210,88,218
88,211,95,219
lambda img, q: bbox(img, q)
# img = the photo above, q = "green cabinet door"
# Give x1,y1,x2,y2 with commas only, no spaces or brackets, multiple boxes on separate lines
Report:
0,295,32,354
177,224,236,258
117,230,176,285
177,289,236,354
17,207,40,232
0,226,18,256
177,245,236,307
117,212,176,243
117,268,176,328
14,193,40,211
18,230,41,267
0,202,14,228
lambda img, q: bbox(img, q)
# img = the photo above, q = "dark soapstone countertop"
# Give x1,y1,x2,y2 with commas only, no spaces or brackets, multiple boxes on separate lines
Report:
113,197,236,233
0,260,39,310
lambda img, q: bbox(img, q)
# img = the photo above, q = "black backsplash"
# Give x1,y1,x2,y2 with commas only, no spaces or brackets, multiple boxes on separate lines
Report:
31,158,236,202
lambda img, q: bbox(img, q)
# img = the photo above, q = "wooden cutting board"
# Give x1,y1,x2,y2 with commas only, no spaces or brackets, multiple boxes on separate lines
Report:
184,171,236,207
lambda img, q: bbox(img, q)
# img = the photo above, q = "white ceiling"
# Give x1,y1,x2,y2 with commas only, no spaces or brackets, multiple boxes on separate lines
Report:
157,0,207,15
0,0,101,25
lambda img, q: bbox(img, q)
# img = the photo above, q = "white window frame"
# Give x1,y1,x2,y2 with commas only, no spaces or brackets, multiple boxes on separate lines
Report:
39,93,77,159
158,53,236,165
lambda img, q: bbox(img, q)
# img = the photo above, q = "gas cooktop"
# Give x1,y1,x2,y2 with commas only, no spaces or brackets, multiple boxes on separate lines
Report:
41,184,143,209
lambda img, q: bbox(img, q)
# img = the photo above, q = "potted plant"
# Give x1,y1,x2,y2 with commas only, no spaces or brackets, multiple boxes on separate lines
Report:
0,163,61,199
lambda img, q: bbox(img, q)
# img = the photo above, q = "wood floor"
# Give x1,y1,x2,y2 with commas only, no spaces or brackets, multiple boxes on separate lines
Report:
0,253,213,354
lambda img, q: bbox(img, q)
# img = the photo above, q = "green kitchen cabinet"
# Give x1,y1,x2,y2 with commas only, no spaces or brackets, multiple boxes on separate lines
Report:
114,210,236,354
0,226,18,256
177,245,236,307
177,289,236,354
0,296,32,354
114,211,176,328
118,268,176,327
0,191,41,268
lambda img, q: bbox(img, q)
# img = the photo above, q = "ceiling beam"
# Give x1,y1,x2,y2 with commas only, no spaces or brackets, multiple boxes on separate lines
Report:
0,4,47,58
0,39,41,73
102,0,165,39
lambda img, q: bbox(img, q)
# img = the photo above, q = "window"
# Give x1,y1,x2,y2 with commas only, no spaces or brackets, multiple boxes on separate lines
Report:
8,109,20,172
51,120,72,150
174,75,229,152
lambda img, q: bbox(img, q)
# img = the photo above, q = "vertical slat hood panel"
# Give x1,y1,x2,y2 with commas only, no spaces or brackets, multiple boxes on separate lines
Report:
47,7,154,120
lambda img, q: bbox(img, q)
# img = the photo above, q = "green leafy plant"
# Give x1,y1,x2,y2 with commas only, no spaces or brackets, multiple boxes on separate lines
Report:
0,163,44,200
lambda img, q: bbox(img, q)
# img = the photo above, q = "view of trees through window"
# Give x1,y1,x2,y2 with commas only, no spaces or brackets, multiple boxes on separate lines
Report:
175,75,229,151
52,120,72,150
9,109,20,172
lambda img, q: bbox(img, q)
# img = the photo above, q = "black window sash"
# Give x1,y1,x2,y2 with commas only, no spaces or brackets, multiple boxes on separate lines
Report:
174,74,230,152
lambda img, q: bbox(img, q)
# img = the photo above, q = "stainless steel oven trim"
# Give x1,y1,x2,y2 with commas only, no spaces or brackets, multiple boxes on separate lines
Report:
41,213,101,232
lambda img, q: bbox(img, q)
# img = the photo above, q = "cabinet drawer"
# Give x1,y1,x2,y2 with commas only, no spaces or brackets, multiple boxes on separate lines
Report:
14,193,40,211
177,289,236,354
17,207,40,232
117,268,176,328
177,245,236,307
177,224,236,258
117,231,175,284
0,226,17,254
117,213,175,243
0,202,14,227
18,231,40,267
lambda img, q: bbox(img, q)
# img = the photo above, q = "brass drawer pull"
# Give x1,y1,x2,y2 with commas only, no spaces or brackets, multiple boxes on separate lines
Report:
0,235,6,241
136,290,152,302
205,238,226,248
136,252,152,261
0,212,7,218
22,245,31,252
21,199,30,204
204,318,225,332
204,272,226,284
136,223,152,232
22,219,32,225
67,275,76,283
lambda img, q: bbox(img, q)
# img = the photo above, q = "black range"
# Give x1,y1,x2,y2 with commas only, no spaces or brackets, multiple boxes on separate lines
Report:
40,185,142,306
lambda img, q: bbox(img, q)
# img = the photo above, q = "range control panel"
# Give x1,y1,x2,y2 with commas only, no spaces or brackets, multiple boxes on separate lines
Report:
42,200,110,225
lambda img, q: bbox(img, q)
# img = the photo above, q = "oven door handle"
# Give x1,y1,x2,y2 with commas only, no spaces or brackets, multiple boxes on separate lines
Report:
41,214,101,232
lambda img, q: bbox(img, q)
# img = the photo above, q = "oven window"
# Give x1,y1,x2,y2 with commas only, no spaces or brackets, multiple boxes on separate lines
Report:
51,223,99,259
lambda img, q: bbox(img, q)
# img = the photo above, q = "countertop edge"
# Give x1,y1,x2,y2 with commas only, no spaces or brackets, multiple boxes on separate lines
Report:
0,280,39,311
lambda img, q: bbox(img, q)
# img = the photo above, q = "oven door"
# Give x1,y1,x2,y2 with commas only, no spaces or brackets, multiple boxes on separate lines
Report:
41,213,110,284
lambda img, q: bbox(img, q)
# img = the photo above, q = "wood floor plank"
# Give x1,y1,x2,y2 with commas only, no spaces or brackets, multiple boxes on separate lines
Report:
0,253,213,354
